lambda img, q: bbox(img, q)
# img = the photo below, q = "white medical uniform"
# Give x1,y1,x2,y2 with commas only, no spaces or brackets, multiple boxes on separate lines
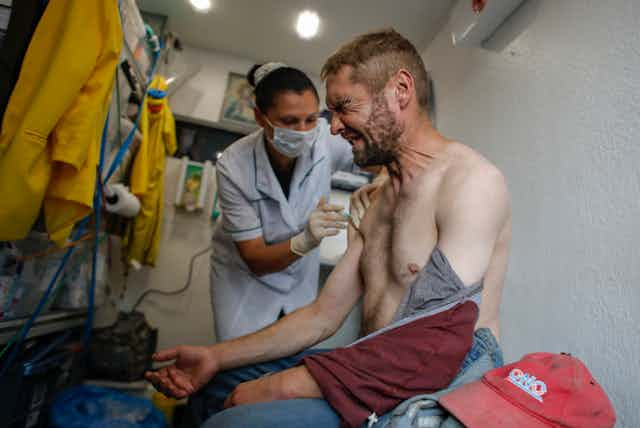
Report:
210,118,354,341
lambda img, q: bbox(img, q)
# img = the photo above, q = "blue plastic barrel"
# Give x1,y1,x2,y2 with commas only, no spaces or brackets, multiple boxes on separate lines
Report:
50,385,167,428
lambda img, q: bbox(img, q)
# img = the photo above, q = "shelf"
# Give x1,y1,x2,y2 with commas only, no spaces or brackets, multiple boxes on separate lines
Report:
174,113,255,136
0,310,87,344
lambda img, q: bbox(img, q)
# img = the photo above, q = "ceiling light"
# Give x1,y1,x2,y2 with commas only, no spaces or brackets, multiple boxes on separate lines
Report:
190,0,211,12
296,10,320,39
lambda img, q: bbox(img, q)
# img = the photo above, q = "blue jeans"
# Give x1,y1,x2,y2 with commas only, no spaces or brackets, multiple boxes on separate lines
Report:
193,328,503,428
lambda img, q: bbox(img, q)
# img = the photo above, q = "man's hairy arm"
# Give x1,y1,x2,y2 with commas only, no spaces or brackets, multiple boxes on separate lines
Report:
217,235,364,371
222,228,365,407
147,234,364,400
437,165,511,286
477,215,511,338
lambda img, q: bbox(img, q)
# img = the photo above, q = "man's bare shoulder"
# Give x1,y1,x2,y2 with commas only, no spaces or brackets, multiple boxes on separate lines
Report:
441,142,506,190
438,142,510,217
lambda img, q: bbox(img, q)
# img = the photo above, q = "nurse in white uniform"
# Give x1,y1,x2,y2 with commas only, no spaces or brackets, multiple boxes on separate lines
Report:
210,63,356,341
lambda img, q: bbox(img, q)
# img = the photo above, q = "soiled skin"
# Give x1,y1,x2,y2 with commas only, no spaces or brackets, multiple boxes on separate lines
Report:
357,141,511,336
145,65,511,410
329,66,511,338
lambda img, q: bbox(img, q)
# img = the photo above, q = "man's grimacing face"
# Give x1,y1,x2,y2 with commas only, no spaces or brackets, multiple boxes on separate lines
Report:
325,67,404,167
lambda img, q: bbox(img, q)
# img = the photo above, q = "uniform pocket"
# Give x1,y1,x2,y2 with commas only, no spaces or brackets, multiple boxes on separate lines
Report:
21,130,49,170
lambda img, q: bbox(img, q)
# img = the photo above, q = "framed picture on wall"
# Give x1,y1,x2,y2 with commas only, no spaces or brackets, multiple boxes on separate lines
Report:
219,72,256,128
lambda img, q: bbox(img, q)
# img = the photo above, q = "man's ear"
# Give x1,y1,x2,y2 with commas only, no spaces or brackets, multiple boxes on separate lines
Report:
393,69,414,110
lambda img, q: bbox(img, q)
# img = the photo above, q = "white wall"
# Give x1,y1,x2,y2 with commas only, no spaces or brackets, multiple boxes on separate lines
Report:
168,46,254,124
168,45,325,125
423,1,639,425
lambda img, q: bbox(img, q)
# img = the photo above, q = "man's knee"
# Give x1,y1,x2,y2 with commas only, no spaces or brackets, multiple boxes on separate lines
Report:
201,399,340,428
187,371,239,425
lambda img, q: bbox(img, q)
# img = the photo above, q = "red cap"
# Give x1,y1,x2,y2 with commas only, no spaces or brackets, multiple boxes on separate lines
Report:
440,352,616,428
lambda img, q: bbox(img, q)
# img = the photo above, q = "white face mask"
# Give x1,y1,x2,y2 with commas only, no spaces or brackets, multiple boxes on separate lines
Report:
264,117,319,158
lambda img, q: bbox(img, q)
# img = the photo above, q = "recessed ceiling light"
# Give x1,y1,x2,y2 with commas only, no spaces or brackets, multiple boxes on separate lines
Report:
296,10,320,39
190,0,211,12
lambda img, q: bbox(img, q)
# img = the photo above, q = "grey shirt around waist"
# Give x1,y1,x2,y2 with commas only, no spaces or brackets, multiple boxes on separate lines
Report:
349,247,483,347
393,247,483,321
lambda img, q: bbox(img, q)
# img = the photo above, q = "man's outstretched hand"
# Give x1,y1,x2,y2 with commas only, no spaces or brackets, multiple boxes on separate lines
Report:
145,345,219,399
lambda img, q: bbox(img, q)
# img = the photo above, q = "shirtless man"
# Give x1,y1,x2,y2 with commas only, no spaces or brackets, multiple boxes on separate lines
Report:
147,29,511,427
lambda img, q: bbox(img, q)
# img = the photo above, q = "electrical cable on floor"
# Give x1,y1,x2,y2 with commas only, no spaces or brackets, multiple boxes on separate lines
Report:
130,245,212,313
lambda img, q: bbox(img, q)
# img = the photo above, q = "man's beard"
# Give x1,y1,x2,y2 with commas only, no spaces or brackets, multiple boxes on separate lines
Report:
352,94,404,168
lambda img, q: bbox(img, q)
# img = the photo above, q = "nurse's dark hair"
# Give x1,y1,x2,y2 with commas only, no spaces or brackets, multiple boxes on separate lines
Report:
247,64,319,112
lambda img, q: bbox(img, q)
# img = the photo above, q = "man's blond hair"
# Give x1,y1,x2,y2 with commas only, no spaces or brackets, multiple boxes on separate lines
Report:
321,28,430,111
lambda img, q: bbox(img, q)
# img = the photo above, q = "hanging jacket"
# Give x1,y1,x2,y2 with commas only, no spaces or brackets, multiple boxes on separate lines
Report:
122,75,177,267
0,0,122,245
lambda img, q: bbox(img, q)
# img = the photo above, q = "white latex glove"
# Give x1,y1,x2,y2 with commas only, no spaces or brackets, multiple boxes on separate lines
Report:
290,197,348,256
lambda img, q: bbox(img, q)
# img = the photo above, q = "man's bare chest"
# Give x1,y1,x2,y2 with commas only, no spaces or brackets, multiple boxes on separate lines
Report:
360,182,439,290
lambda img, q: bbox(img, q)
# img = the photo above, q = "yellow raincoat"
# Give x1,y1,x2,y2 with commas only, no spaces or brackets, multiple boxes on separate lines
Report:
122,76,177,266
0,0,122,245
